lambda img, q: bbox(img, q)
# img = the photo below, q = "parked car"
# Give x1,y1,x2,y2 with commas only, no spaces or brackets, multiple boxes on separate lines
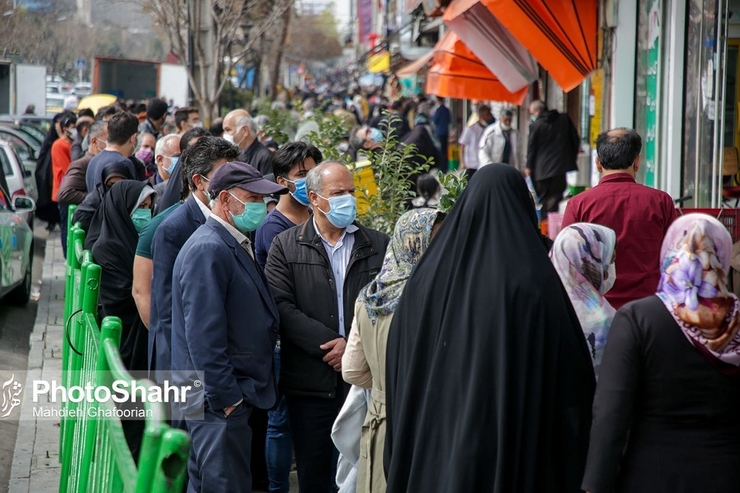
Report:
46,95,65,116
0,115,53,135
0,126,41,170
0,184,35,305
73,83,92,97
0,139,38,204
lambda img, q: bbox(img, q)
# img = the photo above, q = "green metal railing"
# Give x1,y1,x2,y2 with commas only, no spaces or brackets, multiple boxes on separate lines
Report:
60,206,190,493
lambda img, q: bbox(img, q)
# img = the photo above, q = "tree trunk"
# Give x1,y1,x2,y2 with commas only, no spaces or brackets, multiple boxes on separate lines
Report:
270,6,291,102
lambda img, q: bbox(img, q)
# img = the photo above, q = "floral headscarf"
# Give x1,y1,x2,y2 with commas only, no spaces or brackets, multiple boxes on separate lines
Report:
657,213,740,369
359,209,440,325
551,223,617,373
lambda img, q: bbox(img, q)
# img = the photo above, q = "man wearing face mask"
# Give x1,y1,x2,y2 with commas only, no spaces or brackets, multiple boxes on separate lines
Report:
86,111,141,192
479,109,520,172
59,121,108,206
223,109,275,176
148,134,181,195
265,162,388,493
51,111,77,258
253,141,322,493
170,161,287,493
142,137,238,375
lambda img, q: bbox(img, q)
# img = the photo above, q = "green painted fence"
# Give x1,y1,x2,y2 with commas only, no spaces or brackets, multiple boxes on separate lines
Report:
59,207,190,493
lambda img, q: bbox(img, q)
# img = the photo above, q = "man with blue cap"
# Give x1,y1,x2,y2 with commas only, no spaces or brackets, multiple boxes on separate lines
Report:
171,161,288,493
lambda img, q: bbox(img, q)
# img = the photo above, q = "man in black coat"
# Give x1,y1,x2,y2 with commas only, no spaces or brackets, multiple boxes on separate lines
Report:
223,109,275,176
265,162,388,492
525,100,580,214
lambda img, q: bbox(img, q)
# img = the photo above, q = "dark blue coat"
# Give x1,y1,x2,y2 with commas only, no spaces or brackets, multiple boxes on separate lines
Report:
148,197,206,379
171,217,279,413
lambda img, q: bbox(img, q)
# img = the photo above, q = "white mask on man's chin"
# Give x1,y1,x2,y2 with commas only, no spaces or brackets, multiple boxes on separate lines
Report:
600,263,616,295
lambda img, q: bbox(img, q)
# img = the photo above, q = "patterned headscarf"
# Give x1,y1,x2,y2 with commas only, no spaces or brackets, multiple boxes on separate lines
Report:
359,209,440,324
657,213,740,368
551,223,617,372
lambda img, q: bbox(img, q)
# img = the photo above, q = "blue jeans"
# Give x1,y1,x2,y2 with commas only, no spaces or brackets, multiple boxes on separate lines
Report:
267,344,293,493
58,203,68,259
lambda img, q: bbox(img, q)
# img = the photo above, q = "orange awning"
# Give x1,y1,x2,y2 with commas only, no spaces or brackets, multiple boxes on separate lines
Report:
396,50,435,78
444,0,597,92
443,0,538,93
425,32,528,104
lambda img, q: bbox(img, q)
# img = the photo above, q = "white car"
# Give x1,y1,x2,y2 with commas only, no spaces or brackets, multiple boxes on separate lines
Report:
0,140,38,225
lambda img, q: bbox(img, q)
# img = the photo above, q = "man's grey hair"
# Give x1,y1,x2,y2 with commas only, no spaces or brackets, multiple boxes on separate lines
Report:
235,114,258,134
88,121,106,139
530,100,547,113
155,134,180,158
306,161,348,196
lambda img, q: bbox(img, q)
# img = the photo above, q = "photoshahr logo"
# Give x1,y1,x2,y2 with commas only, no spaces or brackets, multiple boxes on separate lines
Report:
1,374,22,418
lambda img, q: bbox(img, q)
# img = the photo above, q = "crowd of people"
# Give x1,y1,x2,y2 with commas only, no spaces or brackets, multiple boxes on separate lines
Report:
35,89,740,493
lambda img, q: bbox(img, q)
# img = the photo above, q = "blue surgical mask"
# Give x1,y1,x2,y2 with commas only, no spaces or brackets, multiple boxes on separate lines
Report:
229,192,267,232
131,208,152,233
165,156,179,174
284,177,309,206
317,193,357,229
369,128,383,144
530,115,537,122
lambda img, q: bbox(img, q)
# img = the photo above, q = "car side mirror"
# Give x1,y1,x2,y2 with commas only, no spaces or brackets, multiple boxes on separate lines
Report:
13,196,35,213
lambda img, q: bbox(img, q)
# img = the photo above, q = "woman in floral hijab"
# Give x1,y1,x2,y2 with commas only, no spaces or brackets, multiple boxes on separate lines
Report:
657,213,740,367
582,213,740,493
551,223,617,374
341,208,443,493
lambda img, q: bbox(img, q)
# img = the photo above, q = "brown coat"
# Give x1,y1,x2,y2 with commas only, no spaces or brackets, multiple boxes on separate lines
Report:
57,152,94,205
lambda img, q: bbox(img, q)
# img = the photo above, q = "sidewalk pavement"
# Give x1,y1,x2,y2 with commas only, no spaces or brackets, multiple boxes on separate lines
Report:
9,230,64,493
8,231,301,493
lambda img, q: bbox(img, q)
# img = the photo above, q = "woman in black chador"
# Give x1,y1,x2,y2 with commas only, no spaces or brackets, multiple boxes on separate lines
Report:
384,164,595,492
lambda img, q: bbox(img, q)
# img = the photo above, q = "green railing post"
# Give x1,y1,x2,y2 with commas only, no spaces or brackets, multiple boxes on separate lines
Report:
59,240,190,493
60,224,85,475
78,316,121,493
149,429,190,493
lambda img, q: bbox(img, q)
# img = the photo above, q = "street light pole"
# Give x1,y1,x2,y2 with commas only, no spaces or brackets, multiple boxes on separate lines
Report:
187,0,195,107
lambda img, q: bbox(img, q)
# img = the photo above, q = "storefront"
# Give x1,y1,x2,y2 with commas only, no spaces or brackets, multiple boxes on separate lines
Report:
628,0,735,206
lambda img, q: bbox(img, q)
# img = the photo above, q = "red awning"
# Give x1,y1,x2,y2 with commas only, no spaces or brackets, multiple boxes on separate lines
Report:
443,0,597,92
442,0,538,93
425,31,528,104
396,50,435,78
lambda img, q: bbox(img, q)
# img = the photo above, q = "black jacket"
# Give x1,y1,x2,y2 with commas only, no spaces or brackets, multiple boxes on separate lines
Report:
265,219,389,398
240,139,275,176
525,110,580,181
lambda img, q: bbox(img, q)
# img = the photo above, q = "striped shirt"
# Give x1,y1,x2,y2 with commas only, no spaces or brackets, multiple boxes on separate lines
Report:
314,218,359,337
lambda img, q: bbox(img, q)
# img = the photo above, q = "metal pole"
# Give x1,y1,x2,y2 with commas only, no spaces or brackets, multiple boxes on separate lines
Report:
187,0,195,107
711,0,729,207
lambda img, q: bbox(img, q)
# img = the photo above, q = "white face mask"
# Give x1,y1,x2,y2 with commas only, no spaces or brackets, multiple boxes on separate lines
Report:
600,263,616,295
500,123,511,131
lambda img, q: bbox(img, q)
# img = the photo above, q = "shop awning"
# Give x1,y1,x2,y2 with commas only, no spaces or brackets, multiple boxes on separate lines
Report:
442,0,538,93
396,50,435,78
443,0,597,92
425,31,528,104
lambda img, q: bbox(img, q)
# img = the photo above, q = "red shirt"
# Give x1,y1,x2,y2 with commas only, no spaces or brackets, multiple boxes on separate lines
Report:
561,173,678,309
51,137,72,202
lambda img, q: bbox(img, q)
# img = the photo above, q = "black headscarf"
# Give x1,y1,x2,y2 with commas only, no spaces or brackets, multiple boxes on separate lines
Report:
384,164,595,493
34,113,63,223
79,161,136,246
90,181,153,357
